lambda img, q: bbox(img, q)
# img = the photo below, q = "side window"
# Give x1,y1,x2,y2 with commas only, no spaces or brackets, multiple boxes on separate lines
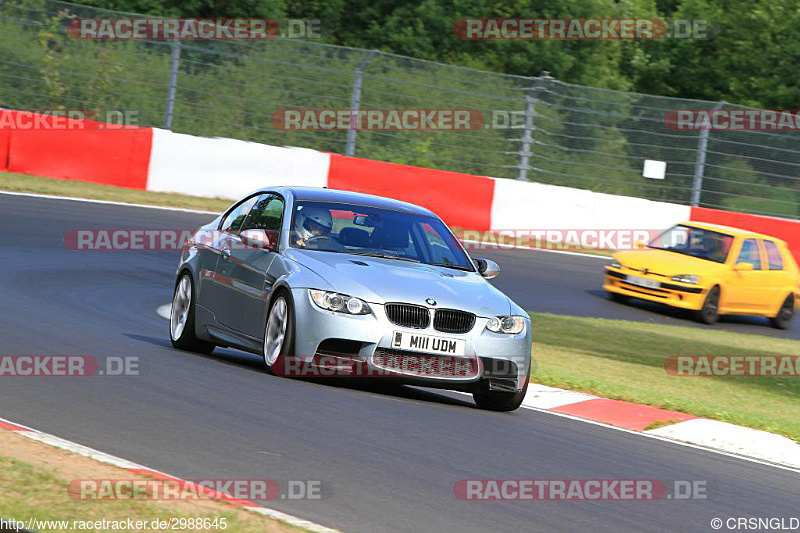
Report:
763,240,784,270
241,194,284,233
736,239,762,270
220,196,258,233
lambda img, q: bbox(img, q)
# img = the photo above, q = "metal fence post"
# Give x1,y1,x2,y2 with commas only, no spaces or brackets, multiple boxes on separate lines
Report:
345,50,378,157
517,72,550,181
164,38,181,130
691,100,725,207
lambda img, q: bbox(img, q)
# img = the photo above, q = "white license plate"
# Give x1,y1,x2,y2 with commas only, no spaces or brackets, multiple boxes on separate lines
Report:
626,275,660,289
392,331,466,356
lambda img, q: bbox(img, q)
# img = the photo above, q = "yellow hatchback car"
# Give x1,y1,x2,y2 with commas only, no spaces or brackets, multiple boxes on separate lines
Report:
604,222,800,328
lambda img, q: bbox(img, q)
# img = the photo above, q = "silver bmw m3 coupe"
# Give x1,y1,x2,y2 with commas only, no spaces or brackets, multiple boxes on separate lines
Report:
169,187,532,411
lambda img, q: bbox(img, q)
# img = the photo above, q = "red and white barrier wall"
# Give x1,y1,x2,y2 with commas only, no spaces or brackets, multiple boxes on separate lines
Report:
3,109,799,261
0,110,152,188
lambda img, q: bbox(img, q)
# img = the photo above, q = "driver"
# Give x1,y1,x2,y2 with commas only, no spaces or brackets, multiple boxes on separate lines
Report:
295,206,333,247
704,233,727,262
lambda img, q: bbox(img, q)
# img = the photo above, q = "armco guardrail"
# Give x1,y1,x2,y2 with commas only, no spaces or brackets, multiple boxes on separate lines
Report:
3,109,799,263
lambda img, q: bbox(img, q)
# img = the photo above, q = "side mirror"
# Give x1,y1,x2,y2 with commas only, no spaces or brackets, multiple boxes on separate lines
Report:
734,262,754,272
239,229,278,251
634,239,647,249
474,257,500,279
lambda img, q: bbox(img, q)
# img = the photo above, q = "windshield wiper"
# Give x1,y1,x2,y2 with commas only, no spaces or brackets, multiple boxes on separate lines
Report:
346,251,422,262
649,246,722,263
430,262,473,271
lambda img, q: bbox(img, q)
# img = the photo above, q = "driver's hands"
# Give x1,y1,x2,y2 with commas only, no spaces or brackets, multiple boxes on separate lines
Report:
295,239,306,248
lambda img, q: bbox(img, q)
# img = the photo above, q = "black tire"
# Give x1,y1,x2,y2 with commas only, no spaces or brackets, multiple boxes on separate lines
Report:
263,290,295,375
608,291,629,304
473,379,528,412
771,294,796,330
169,273,215,354
695,285,721,325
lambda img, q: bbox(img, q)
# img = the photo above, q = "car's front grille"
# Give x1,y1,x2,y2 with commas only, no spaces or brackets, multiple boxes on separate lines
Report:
372,348,476,377
385,303,430,329
433,309,476,333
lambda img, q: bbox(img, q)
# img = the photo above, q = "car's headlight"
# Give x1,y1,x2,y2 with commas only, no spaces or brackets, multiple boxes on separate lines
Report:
310,290,371,315
610,260,622,269
486,316,526,334
671,274,699,284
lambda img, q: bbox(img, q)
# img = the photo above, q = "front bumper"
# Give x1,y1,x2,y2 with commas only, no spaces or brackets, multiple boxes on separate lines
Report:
290,288,532,392
603,268,707,310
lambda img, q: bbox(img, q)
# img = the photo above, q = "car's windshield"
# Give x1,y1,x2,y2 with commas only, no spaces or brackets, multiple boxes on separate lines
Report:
648,224,734,263
289,201,474,271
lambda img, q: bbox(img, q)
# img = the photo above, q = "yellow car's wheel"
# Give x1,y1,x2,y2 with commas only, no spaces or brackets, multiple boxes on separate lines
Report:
771,294,795,330
695,286,720,325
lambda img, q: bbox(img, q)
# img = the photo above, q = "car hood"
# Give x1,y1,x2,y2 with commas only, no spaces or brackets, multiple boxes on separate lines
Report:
614,248,725,277
286,249,512,317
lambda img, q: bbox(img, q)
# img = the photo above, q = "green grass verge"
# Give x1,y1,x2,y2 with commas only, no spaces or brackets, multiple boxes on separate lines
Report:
0,453,300,533
0,172,232,212
530,312,800,442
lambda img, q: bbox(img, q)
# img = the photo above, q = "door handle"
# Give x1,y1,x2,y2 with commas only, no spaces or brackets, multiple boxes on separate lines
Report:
221,249,231,259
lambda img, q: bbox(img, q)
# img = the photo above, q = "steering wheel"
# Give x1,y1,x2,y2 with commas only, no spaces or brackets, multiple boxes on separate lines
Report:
303,234,333,248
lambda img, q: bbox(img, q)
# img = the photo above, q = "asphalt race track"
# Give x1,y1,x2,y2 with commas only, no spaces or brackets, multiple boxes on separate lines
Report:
1,193,798,532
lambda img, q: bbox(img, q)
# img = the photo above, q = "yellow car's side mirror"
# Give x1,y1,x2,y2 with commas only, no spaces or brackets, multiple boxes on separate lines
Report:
734,262,754,272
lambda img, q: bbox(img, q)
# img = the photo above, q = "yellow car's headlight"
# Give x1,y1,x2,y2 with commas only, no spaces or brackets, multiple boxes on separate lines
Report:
671,274,699,284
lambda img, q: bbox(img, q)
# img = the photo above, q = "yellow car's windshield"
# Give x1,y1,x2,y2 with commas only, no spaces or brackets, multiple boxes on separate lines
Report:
648,225,734,264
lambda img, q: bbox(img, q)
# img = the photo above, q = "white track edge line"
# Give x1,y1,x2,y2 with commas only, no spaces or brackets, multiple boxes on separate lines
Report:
448,392,800,474
0,190,220,215
0,416,341,533
245,507,341,533
520,401,800,474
